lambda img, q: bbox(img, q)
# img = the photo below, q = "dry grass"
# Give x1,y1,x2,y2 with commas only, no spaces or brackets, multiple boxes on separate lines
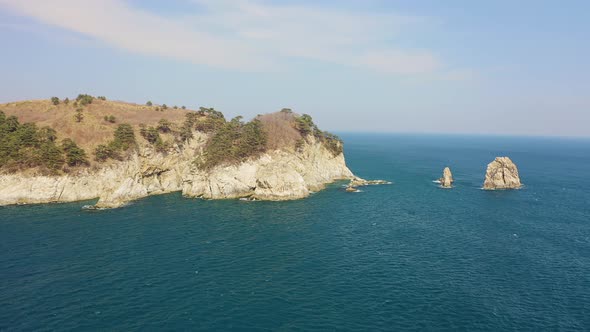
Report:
257,112,302,151
0,99,191,151
0,99,307,158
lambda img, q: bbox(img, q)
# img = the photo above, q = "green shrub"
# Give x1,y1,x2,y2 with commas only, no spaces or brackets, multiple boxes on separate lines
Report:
64,98,70,105
37,126,57,143
74,109,84,123
142,126,160,144
62,138,89,166
162,104,168,110
146,101,153,106
0,112,87,172
51,97,60,105
179,122,193,142
181,106,186,110
294,114,342,156
194,116,225,133
97,96,106,101
94,144,115,162
112,124,136,151
39,142,64,170
197,116,267,170
157,119,171,133
139,124,170,152
295,114,314,136
154,139,170,153
104,115,116,123
295,138,304,151
76,94,94,106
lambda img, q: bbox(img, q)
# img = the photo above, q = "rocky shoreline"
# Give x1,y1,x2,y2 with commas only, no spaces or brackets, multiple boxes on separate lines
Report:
0,135,356,208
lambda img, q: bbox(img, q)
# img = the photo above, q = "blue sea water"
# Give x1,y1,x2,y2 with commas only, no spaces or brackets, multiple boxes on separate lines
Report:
1,134,590,331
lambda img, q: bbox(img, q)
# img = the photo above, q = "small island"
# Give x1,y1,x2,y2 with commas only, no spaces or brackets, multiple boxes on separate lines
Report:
483,157,522,190
0,95,369,208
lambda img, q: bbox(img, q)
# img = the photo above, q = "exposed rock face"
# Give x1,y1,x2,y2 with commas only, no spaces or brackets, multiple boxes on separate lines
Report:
483,157,522,190
0,135,354,208
439,167,453,188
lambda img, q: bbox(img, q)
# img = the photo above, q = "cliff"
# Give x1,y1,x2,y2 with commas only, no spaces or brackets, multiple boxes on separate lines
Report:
0,135,353,208
0,98,355,208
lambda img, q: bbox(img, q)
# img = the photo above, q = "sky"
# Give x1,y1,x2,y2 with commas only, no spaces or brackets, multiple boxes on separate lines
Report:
0,0,588,137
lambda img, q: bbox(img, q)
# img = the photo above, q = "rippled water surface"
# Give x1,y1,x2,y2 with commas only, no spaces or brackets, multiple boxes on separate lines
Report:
1,134,590,331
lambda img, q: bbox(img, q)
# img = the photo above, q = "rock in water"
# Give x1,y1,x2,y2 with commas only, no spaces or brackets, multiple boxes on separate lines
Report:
439,167,453,188
345,177,390,193
483,157,522,190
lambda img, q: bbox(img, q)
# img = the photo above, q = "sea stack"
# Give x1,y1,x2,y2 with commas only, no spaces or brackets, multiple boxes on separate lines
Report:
439,167,454,188
483,157,522,190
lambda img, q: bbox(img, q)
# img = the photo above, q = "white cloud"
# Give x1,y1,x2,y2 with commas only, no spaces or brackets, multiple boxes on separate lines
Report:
0,0,446,74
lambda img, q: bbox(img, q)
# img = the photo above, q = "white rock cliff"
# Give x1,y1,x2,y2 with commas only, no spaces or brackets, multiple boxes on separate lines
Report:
0,134,354,208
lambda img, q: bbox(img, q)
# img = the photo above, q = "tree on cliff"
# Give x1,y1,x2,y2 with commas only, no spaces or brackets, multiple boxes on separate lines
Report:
112,124,136,151
62,139,89,166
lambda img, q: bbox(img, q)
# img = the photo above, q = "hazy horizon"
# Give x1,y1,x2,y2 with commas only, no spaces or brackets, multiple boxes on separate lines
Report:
0,0,588,137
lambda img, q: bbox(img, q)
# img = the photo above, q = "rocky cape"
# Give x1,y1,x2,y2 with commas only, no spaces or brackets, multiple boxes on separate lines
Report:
0,134,355,208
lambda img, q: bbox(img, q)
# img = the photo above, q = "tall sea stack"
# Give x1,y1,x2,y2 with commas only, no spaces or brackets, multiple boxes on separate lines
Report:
483,157,522,190
439,167,454,188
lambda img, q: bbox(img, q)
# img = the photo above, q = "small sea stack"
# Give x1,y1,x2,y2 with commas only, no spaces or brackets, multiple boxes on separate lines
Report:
439,167,454,188
483,157,522,190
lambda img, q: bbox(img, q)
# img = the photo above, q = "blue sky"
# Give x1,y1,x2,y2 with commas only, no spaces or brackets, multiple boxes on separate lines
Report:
0,0,588,136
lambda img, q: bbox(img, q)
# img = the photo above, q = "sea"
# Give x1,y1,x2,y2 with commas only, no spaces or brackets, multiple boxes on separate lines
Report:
1,133,589,331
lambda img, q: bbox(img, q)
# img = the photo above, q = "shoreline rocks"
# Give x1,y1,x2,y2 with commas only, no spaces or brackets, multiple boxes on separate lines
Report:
439,167,454,188
483,157,522,190
345,177,390,192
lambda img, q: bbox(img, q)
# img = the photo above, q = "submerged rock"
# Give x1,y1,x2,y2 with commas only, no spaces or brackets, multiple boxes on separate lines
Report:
345,177,390,192
483,157,522,190
439,167,454,188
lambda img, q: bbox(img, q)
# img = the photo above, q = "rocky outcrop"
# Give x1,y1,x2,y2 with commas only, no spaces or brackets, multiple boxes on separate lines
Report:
483,157,522,190
439,167,453,188
345,177,390,192
0,135,354,208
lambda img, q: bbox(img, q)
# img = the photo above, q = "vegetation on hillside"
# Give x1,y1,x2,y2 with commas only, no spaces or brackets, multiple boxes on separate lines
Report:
139,122,170,153
294,113,342,156
0,111,88,173
195,116,267,170
76,94,94,107
1,97,343,173
94,123,137,162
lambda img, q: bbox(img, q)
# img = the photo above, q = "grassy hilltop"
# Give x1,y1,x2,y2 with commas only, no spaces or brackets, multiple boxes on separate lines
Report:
0,95,342,175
